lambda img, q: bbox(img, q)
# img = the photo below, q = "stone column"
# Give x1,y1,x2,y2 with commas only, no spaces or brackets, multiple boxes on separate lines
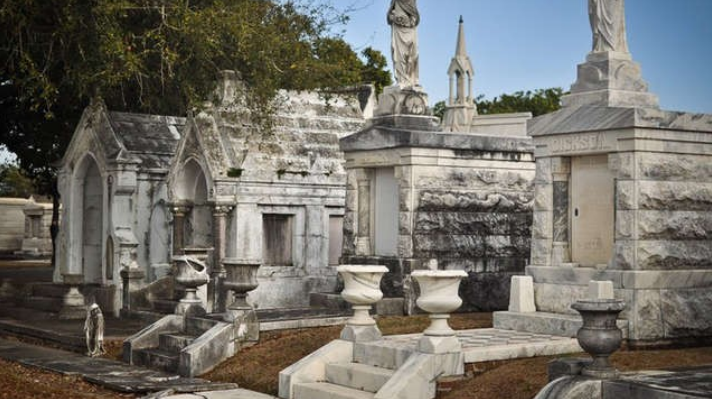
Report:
531,158,554,266
171,204,190,255
355,169,372,256
120,250,145,317
211,204,232,313
551,157,571,265
609,152,638,270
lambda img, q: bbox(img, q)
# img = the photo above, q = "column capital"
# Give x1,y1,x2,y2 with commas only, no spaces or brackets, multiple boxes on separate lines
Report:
212,204,234,216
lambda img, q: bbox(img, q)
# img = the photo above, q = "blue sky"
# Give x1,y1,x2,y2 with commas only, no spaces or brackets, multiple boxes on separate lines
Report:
331,0,712,114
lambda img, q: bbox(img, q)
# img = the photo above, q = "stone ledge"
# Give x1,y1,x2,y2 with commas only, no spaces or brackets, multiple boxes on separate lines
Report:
526,266,712,290
492,311,628,338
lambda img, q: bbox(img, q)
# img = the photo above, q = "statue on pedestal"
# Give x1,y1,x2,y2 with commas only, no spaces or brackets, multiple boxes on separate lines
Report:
589,0,629,53
84,302,105,357
388,0,420,88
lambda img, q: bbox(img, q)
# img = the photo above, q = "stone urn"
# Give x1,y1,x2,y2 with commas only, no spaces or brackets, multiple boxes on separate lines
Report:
222,258,261,344
571,299,626,379
59,273,86,319
173,255,210,316
337,265,388,342
412,270,467,354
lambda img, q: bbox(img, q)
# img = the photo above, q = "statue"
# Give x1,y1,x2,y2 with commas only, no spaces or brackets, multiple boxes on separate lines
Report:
388,0,420,88
84,301,105,357
588,0,629,53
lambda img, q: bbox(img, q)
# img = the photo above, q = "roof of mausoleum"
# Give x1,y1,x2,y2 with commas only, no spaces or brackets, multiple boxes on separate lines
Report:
528,106,712,137
106,111,184,169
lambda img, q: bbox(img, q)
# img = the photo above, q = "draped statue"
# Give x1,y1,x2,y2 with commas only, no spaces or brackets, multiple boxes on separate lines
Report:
388,0,420,88
588,0,629,53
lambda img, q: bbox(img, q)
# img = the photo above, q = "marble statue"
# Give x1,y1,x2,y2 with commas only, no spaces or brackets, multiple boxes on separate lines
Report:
589,0,629,53
84,302,105,357
388,0,420,88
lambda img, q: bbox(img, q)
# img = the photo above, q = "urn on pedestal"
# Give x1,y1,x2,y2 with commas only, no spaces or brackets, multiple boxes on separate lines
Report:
222,258,261,344
173,255,210,316
571,299,626,380
412,270,467,353
337,265,388,342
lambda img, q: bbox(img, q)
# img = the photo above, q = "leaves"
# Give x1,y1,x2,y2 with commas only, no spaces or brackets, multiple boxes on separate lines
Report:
0,0,391,193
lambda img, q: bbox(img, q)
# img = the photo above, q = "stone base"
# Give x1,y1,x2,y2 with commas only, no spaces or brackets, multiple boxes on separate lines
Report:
58,305,86,320
418,335,461,354
225,306,259,344
340,324,382,343
563,51,660,109
175,300,206,317
373,85,437,122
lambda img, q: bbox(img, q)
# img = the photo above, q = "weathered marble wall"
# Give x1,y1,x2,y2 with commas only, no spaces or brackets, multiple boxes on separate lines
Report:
411,162,534,311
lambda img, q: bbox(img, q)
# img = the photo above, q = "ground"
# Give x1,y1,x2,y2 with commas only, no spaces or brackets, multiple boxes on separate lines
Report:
3,313,712,398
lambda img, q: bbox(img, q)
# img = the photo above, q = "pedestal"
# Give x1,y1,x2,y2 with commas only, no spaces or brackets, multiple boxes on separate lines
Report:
337,265,388,343
412,270,467,354
120,268,145,316
59,273,86,319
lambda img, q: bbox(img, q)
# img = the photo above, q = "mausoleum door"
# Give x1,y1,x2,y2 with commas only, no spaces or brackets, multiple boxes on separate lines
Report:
373,167,399,257
82,161,104,283
570,155,615,267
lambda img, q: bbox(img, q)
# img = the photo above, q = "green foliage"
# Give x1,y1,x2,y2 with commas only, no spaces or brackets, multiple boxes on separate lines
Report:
360,47,392,95
0,164,35,197
476,88,565,117
432,101,446,121
0,0,390,192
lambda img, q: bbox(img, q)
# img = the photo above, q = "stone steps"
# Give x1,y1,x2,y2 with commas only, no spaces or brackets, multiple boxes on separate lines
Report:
325,362,394,393
159,333,195,352
135,347,179,373
30,283,68,298
354,340,416,370
23,296,63,313
293,382,375,399
185,316,218,336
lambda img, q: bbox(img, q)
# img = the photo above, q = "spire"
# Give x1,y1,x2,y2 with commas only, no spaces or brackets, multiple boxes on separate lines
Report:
456,15,467,58
442,16,477,132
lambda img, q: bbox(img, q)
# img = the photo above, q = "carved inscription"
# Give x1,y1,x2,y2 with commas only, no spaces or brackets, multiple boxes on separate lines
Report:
550,133,605,155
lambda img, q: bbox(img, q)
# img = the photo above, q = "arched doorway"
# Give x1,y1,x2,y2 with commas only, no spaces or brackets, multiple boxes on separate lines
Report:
74,156,104,283
176,160,212,249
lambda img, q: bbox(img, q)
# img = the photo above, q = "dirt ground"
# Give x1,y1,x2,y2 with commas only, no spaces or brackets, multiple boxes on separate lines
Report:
3,313,712,398
0,358,135,399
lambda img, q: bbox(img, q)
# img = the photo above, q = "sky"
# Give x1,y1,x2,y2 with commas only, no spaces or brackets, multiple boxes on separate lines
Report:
2,0,711,164
331,0,712,114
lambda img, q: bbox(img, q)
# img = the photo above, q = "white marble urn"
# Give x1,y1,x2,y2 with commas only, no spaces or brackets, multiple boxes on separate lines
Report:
337,265,388,326
412,270,468,336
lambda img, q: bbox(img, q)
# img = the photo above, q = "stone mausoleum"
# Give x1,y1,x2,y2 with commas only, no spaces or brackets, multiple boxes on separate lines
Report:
55,99,184,314
340,17,535,313
495,0,712,347
164,71,370,311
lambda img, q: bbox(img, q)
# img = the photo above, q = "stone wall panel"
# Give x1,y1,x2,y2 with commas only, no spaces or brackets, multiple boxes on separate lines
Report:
413,212,531,237
638,240,712,270
637,211,712,240
660,288,712,339
638,153,712,182
414,169,534,191
638,181,712,211
417,190,533,213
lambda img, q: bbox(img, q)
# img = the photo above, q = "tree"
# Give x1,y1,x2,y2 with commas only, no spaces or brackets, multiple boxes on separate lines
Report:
0,164,35,198
360,47,392,95
0,0,390,265
432,101,446,121
476,88,565,117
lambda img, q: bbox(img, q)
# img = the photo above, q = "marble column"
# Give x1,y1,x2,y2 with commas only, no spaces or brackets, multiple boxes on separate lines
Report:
531,158,554,266
171,204,190,255
211,205,233,313
551,157,571,265
355,170,372,256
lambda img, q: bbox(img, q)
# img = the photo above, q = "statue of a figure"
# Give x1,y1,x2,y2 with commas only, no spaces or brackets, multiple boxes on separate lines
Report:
589,0,629,53
388,0,420,88
84,302,105,357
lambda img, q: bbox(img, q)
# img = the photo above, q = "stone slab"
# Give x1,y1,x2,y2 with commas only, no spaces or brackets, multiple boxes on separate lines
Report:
493,311,629,338
163,389,277,399
603,368,712,398
0,338,236,394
